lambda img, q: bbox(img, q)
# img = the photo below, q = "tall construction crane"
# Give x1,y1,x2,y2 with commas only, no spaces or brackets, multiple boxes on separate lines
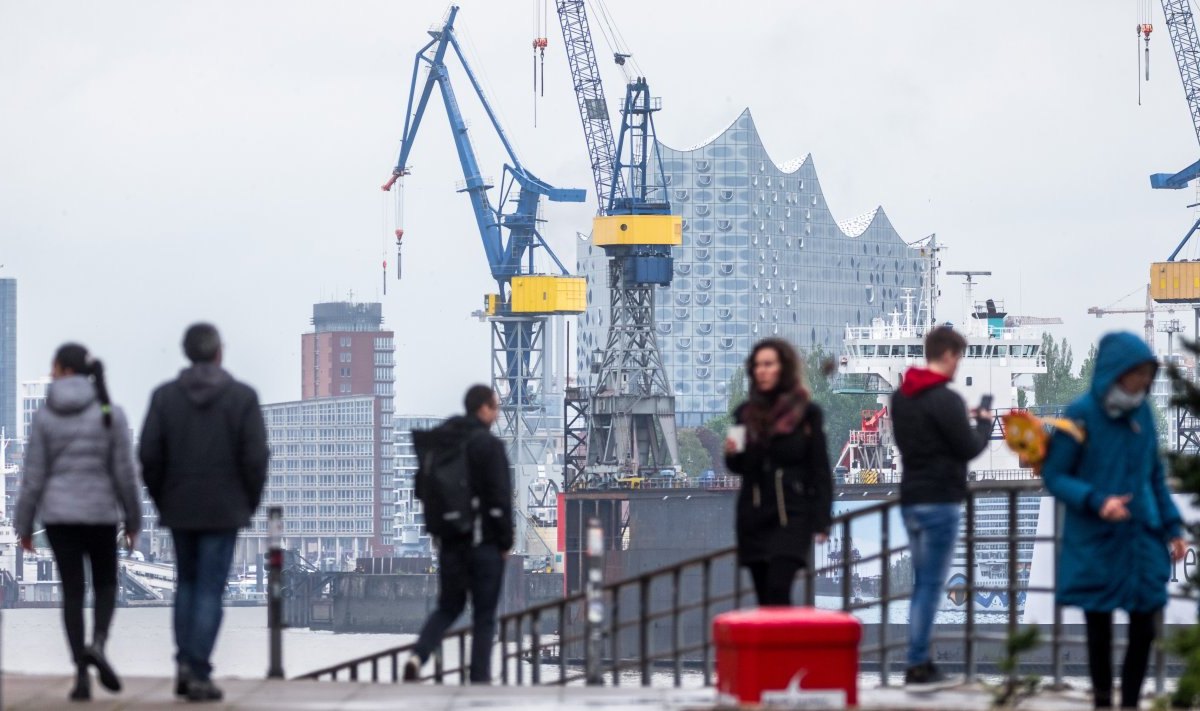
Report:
555,1,681,488
1089,285,1182,347
382,5,586,551
1147,1,1200,306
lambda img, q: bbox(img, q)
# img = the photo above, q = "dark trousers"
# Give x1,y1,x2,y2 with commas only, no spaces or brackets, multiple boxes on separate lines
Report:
412,541,505,683
172,529,238,681
746,558,803,606
45,525,119,666
1085,610,1157,709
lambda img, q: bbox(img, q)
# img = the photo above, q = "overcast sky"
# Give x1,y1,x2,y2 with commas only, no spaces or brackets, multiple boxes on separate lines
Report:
3,1,1197,425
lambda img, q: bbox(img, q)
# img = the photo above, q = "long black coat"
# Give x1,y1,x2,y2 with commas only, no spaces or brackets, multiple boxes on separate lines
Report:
725,403,834,566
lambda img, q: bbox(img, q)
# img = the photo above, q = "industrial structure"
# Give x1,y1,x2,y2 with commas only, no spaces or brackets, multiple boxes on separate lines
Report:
576,110,929,427
555,1,682,489
382,6,586,552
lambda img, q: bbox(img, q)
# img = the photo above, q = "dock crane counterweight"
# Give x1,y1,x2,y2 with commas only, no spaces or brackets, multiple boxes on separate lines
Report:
383,5,587,552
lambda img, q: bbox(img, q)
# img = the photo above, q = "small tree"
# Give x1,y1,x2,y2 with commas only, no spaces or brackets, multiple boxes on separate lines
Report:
676,428,712,477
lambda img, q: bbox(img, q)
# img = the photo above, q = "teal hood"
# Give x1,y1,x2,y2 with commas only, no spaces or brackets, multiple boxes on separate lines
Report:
1089,331,1157,401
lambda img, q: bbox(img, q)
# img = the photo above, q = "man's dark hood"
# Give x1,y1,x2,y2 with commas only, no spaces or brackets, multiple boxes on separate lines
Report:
178,363,233,408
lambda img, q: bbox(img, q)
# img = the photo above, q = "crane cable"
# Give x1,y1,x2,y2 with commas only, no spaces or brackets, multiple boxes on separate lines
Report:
1139,0,1153,105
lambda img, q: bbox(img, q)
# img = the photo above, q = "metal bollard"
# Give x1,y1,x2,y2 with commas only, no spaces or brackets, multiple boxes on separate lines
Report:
267,507,285,679
585,517,605,686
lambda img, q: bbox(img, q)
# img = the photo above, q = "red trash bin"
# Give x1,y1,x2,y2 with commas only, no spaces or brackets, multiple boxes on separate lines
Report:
714,607,862,706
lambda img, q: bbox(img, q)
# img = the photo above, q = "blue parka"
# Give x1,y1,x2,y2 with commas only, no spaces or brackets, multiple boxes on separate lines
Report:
1041,332,1183,613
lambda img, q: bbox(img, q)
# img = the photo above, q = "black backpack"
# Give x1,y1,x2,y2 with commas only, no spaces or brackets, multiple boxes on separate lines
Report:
413,427,483,538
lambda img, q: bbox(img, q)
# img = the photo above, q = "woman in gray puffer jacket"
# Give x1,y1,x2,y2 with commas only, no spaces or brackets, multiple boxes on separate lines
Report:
15,344,141,702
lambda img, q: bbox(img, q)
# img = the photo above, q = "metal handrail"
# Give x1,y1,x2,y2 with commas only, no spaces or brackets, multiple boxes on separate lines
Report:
296,479,1194,691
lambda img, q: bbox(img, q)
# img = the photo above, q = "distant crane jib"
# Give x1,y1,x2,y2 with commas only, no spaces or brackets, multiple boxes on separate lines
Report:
385,5,581,287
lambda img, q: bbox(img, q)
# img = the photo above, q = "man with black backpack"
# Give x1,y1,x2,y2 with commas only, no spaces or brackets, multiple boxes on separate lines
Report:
405,385,513,683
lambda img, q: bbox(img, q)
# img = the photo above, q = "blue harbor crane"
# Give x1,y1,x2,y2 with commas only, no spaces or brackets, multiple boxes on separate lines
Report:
1149,1,1200,268
382,5,587,548
556,1,681,488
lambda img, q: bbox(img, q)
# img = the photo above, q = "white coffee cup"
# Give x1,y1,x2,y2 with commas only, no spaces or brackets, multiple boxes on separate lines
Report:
727,424,747,453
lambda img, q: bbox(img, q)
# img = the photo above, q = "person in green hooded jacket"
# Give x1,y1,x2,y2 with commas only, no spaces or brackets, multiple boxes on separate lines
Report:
1041,331,1187,709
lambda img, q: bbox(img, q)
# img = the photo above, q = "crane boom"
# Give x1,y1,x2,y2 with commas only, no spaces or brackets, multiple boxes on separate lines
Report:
383,5,584,295
555,0,623,214
1151,0,1200,189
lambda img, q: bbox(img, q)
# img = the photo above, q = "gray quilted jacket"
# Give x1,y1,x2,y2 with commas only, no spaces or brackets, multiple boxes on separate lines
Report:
14,376,142,537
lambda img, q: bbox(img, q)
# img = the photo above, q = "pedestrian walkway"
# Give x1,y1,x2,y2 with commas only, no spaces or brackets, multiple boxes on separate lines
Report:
1,674,1116,709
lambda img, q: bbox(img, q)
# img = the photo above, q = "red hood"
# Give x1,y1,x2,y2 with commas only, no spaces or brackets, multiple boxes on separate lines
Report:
900,367,951,397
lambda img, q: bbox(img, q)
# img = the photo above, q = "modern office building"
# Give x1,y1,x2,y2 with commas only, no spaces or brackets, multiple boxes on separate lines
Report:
245,302,396,569
392,415,441,557
20,378,49,443
0,280,15,444
302,302,395,401
576,109,929,427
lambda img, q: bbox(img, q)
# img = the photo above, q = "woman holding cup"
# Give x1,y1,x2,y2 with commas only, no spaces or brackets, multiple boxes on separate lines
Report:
725,338,834,606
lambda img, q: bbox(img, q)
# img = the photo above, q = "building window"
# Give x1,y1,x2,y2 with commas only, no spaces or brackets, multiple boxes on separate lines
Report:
340,336,351,347
340,352,352,363
339,383,351,394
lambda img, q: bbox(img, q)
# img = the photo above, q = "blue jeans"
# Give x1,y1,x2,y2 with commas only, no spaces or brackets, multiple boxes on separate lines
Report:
172,529,238,680
901,503,960,668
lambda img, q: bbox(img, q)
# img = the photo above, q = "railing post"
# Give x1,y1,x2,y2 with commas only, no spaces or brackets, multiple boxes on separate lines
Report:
1052,501,1064,689
701,558,712,686
879,506,890,687
639,577,650,687
840,519,852,611
671,566,682,687
266,506,285,680
585,517,605,686
1007,489,1018,688
965,493,977,683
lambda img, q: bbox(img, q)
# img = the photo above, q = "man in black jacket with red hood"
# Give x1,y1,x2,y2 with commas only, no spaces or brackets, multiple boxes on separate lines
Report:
891,326,991,691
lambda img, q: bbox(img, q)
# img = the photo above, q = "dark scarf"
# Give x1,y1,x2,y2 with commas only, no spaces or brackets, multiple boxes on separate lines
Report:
745,385,809,444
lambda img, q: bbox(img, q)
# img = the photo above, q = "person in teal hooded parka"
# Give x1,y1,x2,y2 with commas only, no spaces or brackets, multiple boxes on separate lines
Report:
1042,331,1187,709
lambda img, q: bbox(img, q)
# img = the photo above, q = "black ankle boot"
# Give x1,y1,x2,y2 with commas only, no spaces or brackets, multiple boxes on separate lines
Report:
69,665,91,702
85,631,121,692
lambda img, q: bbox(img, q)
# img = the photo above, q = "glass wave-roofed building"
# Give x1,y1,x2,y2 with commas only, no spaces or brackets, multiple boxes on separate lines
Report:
576,109,930,428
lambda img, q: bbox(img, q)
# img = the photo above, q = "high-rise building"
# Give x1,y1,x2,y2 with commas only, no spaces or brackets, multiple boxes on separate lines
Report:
301,302,394,401
576,110,928,427
0,279,15,443
245,302,396,568
20,378,49,444
392,415,441,557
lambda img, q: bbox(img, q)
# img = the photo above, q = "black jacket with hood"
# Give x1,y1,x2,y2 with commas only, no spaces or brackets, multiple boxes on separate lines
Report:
891,367,990,505
139,363,269,530
415,414,514,551
724,402,833,565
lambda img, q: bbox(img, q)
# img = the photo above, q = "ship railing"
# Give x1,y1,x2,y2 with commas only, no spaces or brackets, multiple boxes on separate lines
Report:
295,480,1195,693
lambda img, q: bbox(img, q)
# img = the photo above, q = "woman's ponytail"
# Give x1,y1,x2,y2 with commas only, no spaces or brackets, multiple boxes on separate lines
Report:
86,357,113,429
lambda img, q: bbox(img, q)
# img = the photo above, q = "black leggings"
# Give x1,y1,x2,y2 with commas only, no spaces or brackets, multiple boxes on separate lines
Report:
746,558,803,606
1085,610,1157,709
45,525,118,666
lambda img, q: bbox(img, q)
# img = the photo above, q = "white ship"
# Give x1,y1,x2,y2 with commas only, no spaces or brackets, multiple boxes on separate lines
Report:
836,262,1050,613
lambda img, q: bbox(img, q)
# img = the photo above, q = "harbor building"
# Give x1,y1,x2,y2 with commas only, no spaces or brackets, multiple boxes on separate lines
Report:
391,415,441,557
576,110,929,427
246,302,396,569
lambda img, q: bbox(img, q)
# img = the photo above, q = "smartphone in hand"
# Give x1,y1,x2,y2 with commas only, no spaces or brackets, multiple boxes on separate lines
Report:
979,394,993,412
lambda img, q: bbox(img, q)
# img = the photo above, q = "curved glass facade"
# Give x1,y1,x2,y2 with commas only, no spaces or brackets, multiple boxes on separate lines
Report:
576,109,928,428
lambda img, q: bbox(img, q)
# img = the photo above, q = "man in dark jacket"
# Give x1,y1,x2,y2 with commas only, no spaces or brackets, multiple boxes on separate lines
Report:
891,326,990,691
139,323,269,702
404,384,512,684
